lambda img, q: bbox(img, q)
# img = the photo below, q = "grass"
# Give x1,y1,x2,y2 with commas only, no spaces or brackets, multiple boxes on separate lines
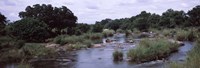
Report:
53,33,102,50
65,43,87,51
127,38,179,63
22,43,56,58
175,29,197,41
113,50,123,61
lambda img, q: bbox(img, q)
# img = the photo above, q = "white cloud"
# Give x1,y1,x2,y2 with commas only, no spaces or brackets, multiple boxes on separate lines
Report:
0,0,199,24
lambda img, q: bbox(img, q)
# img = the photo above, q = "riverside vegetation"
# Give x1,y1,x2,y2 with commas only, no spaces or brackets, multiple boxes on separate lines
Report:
0,4,200,67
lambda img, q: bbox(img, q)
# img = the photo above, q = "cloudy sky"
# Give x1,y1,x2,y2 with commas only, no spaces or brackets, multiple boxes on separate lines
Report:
0,0,199,24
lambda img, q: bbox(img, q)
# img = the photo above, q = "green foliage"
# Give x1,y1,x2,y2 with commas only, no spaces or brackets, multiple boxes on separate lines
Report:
82,39,93,48
91,24,104,32
188,5,200,26
22,43,55,58
127,39,179,63
116,29,124,33
65,43,86,51
102,29,115,37
0,36,25,62
19,4,77,31
0,36,25,52
159,9,187,28
54,33,102,46
113,50,123,61
9,18,50,42
176,29,197,41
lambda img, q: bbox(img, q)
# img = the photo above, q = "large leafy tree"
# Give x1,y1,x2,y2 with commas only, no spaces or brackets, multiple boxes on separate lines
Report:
188,5,200,26
9,18,50,42
19,4,77,33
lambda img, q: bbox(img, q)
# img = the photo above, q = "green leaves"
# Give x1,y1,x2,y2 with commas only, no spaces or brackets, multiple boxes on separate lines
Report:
10,18,50,42
19,4,77,35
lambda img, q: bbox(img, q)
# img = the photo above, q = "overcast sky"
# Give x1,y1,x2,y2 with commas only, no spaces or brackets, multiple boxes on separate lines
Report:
0,0,199,24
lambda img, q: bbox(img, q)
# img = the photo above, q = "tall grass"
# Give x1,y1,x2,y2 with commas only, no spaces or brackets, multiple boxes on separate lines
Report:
127,38,179,63
176,29,197,41
113,50,123,61
53,33,102,48
22,44,56,58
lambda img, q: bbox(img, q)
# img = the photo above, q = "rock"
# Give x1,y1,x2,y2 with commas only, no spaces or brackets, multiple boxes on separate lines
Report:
93,44,102,48
46,44,59,48
106,39,112,43
57,59,72,62
168,39,184,46
176,41,184,46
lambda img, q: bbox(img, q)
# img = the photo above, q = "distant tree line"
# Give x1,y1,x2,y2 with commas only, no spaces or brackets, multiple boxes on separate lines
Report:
0,4,200,42
92,5,200,32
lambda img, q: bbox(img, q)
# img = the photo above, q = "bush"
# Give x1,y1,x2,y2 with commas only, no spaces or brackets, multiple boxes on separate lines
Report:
102,29,115,37
0,49,25,62
127,39,179,63
53,35,84,45
116,29,124,33
9,18,50,42
83,39,93,48
0,36,25,52
22,43,55,58
176,29,197,41
113,50,123,61
66,43,86,51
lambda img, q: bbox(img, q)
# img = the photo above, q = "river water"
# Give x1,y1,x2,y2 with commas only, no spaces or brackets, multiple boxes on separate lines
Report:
0,34,194,68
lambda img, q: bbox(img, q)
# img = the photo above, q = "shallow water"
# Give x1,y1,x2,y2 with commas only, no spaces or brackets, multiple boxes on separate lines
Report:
0,34,194,68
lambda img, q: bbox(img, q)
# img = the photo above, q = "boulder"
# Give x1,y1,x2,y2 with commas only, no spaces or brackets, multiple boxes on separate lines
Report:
93,44,102,48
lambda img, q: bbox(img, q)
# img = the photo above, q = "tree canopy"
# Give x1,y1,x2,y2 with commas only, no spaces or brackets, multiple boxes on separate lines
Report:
19,4,77,30
9,18,50,42
188,5,200,26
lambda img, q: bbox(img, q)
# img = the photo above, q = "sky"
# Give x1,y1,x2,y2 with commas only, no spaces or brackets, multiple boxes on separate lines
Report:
0,0,199,24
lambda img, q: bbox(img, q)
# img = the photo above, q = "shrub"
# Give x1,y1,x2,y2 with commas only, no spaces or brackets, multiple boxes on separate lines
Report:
83,39,93,48
89,33,102,40
0,36,25,52
9,18,50,42
22,44,55,58
0,36,26,62
127,39,179,63
113,50,123,61
66,43,86,51
0,49,25,62
125,30,132,37
176,29,197,41
102,29,115,37
116,29,124,33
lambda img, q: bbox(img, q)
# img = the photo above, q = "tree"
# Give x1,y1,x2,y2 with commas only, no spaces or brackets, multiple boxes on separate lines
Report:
76,23,91,33
0,13,6,33
159,9,187,28
92,24,103,32
188,5,200,26
9,18,50,42
19,4,77,35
